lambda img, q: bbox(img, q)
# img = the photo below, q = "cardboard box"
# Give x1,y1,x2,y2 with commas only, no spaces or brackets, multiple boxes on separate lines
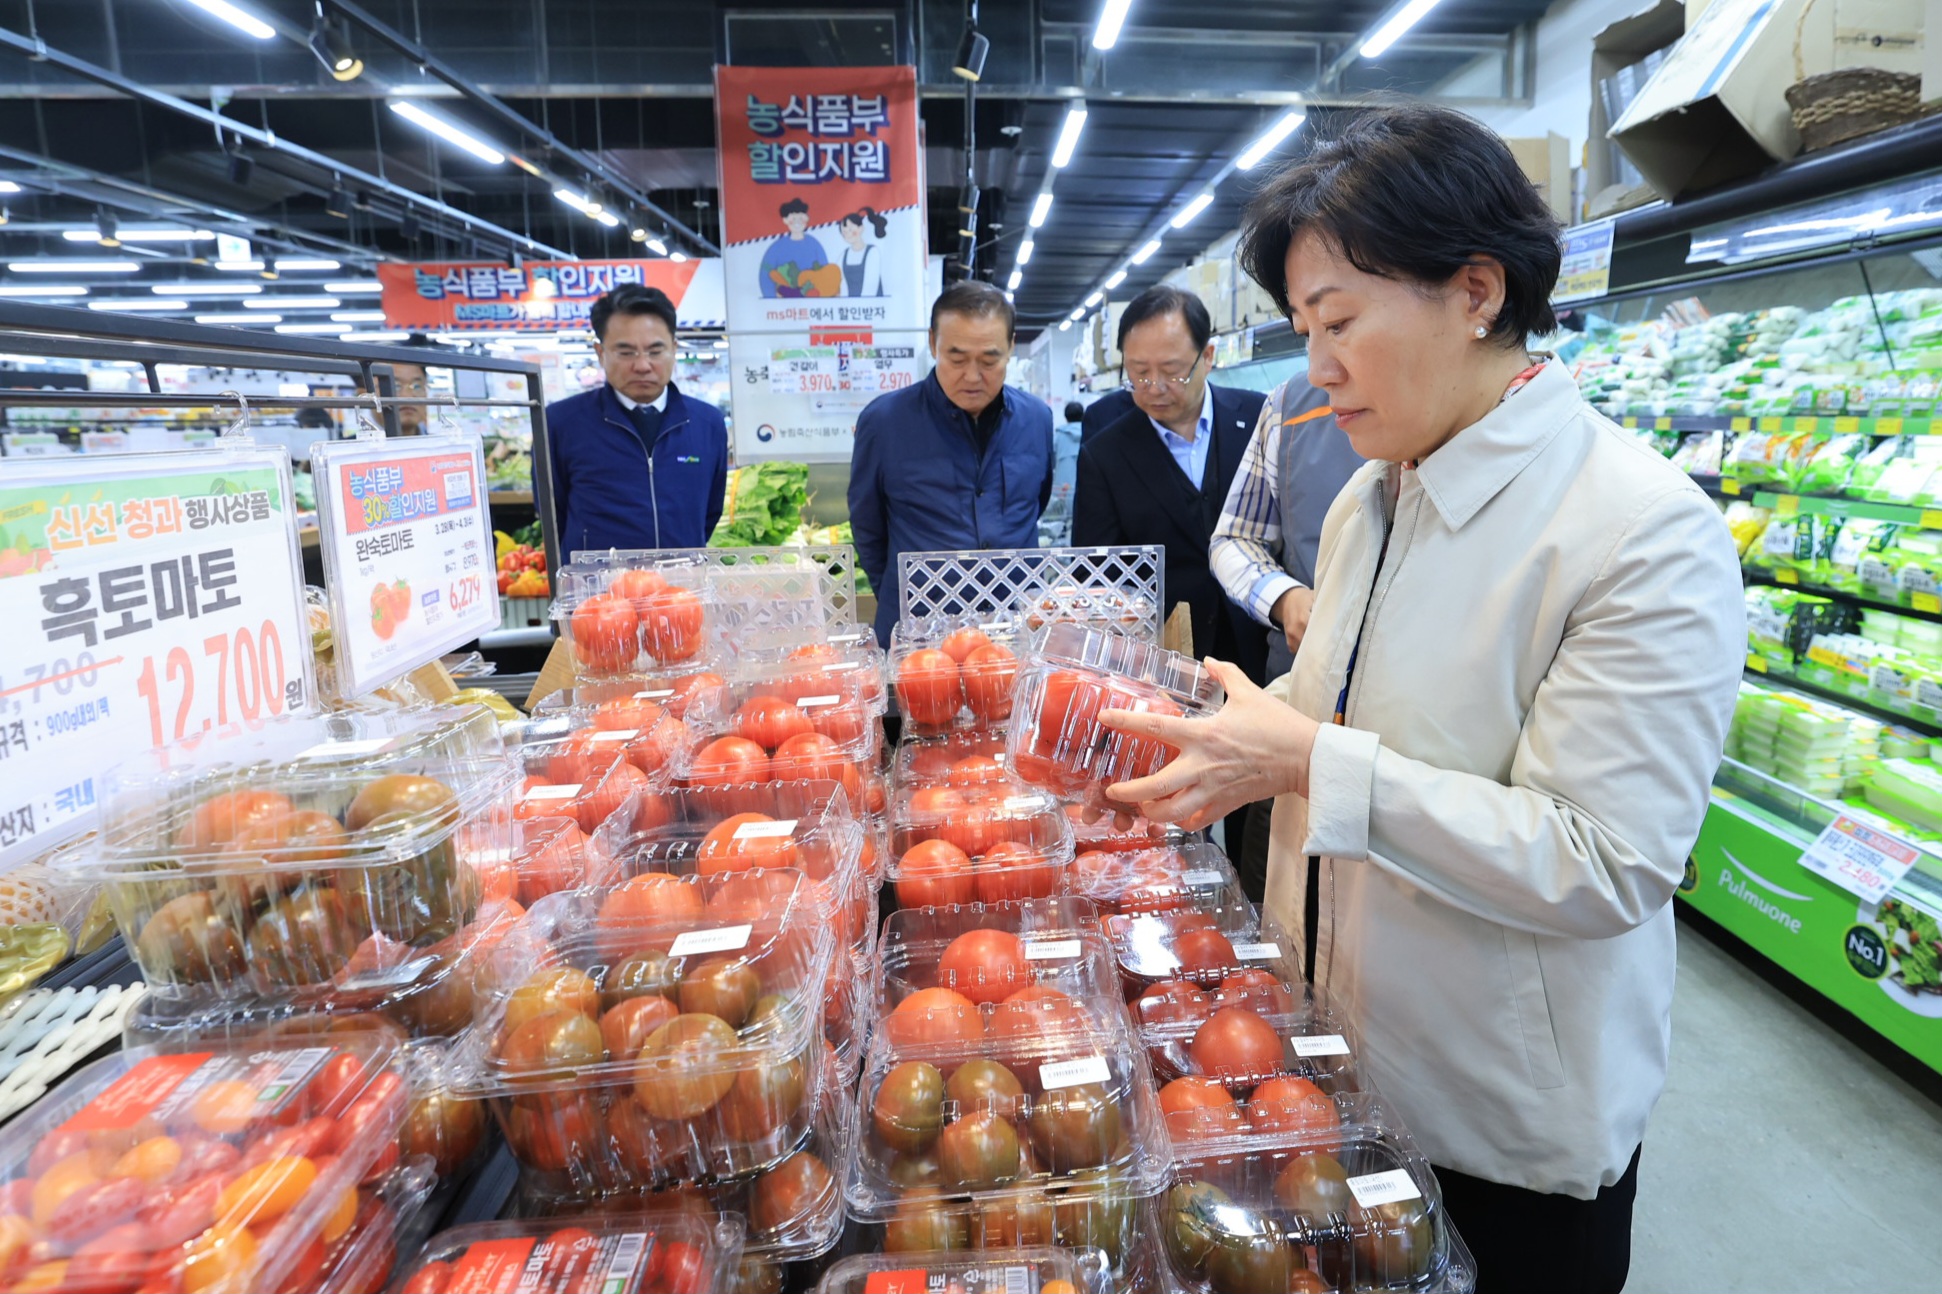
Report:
1505,133,1575,222
1610,0,1809,198
1587,0,1688,207
1797,0,1926,75
1928,0,1942,100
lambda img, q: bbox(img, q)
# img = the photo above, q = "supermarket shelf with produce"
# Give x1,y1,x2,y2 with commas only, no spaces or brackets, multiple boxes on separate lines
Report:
1564,160,1942,1076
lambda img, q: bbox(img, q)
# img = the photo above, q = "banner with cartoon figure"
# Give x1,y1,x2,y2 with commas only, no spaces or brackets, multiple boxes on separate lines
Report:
715,64,929,460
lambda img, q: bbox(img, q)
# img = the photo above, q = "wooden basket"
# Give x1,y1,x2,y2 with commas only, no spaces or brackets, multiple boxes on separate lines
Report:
1787,0,1925,151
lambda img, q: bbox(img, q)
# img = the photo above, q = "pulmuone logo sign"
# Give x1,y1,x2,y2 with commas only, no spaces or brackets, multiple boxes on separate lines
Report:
1719,851,1806,934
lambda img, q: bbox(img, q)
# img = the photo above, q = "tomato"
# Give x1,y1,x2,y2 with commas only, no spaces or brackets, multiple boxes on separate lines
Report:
733,696,814,754
936,928,1030,1006
871,1061,946,1155
502,1093,603,1175
505,967,601,1033
897,649,963,729
1272,1151,1351,1218
230,809,350,867
578,759,647,835
805,698,869,748
189,1080,262,1138
239,1118,334,1170
181,1224,257,1294
596,874,705,958
1348,1197,1434,1281
697,814,804,876
973,841,1058,904
883,1189,970,1253
769,733,861,803
625,715,691,780
606,1097,687,1183
64,1223,151,1294
716,1051,807,1143
675,955,761,1027
1217,968,1298,1017
593,696,665,735
1190,1007,1285,1088
571,594,639,674
42,1176,144,1246
648,1239,711,1294
634,1014,740,1119
140,1172,224,1249
610,568,670,605
894,839,974,909
600,995,681,1062
945,755,1006,790
702,871,800,926
936,1109,1020,1190
544,731,625,786
108,1135,182,1185
602,949,682,1009
961,644,1018,724
398,1260,451,1294
1172,927,1240,980
685,738,772,817
1030,670,1105,770
497,1010,605,1086
1159,1076,1247,1141
399,1085,487,1179
749,1150,834,1239
1026,1081,1121,1173
641,587,705,664
135,893,246,986
178,789,294,851
663,673,725,721
938,628,992,663
1136,980,1212,1029
514,820,593,907
345,774,459,833
882,987,983,1049
988,984,1090,1051
1247,1076,1338,1144
216,1155,316,1224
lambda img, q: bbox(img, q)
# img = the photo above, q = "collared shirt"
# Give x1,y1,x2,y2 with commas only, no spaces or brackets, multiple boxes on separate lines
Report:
1209,386,1335,625
1148,383,1214,489
611,385,670,415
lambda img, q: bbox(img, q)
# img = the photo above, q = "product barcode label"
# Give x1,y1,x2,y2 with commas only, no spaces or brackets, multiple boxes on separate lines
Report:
1038,1055,1111,1090
523,783,582,800
1003,1268,1029,1294
795,694,841,708
293,737,394,760
634,689,674,699
590,729,638,742
1232,942,1281,960
1347,1169,1423,1209
1023,939,1081,961
1180,869,1223,886
668,924,753,957
733,818,798,839
602,1232,649,1294
1291,1034,1352,1057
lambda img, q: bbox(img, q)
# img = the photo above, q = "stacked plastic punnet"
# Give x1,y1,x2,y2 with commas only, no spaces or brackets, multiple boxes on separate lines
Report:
888,613,1026,737
552,560,723,684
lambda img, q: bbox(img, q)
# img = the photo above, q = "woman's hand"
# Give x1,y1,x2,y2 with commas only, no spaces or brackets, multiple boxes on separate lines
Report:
1099,659,1321,830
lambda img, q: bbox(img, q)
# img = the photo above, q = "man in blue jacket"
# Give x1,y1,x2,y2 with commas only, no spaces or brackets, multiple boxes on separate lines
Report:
849,280,1054,645
545,284,729,556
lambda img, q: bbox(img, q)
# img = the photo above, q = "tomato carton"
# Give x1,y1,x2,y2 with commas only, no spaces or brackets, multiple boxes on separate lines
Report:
815,1247,1115,1294
674,666,885,804
0,1033,405,1294
456,872,837,1192
389,1211,745,1294
887,612,1028,734
846,995,1170,1222
75,707,516,1007
885,785,1076,914
1070,841,1255,920
874,898,1118,1020
1156,1103,1477,1293
1006,624,1223,811
890,730,1010,793
552,561,720,679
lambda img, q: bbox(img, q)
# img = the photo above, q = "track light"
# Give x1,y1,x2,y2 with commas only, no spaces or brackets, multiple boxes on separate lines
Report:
308,5,363,81
325,180,352,219
227,151,254,186
953,24,989,81
94,210,120,248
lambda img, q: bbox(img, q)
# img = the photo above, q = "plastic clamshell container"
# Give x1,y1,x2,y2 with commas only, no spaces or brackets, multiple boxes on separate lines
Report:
1065,802,1177,855
459,873,834,1191
848,995,1170,1220
854,1177,1162,1285
530,670,730,726
1070,841,1255,920
886,785,1076,913
385,1210,746,1294
1006,623,1223,810
1017,581,1160,642
1143,1006,1366,1113
1156,1101,1477,1293
0,1033,405,1294
816,1247,1115,1294
76,707,513,1002
319,1156,438,1294
1104,905,1303,1000
734,630,890,716
676,665,885,788
510,723,668,838
506,814,623,910
874,898,1117,1017
552,560,720,676
519,691,702,788
889,612,1028,732
891,730,1012,792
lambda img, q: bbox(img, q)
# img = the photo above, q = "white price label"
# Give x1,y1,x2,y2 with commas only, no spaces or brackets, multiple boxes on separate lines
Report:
1346,1169,1423,1209
294,738,393,760
733,818,799,839
668,924,753,957
523,783,582,800
1916,679,1942,712
1798,813,1921,905
795,694,841,708
590,729,638,742
1004,795,1044,812
634,689,675,699
1180,869,1224,886
1291,1034,1352,1057
821,661,864,672
1038,1056,1111,1090
1023,939,1082,961
1232,942,1282,961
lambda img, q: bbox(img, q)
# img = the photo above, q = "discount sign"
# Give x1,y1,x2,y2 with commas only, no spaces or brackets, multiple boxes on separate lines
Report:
313,434,499,698
0,448,312,868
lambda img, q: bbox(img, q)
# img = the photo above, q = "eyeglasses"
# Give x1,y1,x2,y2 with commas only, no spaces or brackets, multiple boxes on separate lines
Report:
1122,353,1203,393
608,345,671,363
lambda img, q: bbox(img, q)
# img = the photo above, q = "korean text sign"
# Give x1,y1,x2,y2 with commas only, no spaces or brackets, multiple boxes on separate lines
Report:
312,435,499,697
0,448,312,867
376,258,702,331
715,65,930,461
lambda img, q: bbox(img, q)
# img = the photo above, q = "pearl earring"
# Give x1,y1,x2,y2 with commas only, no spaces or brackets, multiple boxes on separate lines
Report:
1474,325,1488,339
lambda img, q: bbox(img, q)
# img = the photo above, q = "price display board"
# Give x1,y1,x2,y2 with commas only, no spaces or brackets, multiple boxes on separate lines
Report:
0,446,312,869
1798,813,1923,906
312,433,499,698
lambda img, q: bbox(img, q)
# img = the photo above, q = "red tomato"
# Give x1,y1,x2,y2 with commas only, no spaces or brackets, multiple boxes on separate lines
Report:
733,696,815,753
306,1052,369,1118
648,1240,710,1294
961,644,1018,724
1172,927,1240,980
66,1223,153,1294
641,588,705,664
806,698,869,748
664,672,725,721
1189,1006,1285,1088
592,696,665,732
697,813,805,875
1247,1075,1339,1145
398,1261,450,1294
685,737,772,817
896,839,974,909
611,568,670,605
545,731,624,786
938,628,992,663
578,760,647,835
1030,671,1105,775
1136,979,1213,1029
1159,1076,1248,1141
769,732,862,803
624,715,691,780
597,874,706,958
972,841,1058,904
988,984,1090,1047
945,756,1006,789
883,987,983,1049
703,870,800,925
515,820,592,907
43,1176,144,1246
936,928,1030,1006
1217,968,1298,1017
897,649,963,729
570,594,638,675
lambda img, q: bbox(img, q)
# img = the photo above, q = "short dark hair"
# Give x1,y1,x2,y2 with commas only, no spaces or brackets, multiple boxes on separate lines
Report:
929,280,1015,342
1117,284,1212,353
1064,400,1084,423
590,284,679,343
780,197,810,217
1237,103,1562,343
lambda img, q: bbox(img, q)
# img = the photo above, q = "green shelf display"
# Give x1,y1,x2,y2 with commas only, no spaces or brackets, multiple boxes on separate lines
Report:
1746,490,1942,530
1746,656,1942,737
1743,569,1942,624
1621,414,1939,436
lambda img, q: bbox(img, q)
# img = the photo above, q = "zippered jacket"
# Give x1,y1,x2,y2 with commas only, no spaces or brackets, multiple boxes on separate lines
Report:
545,382,729,557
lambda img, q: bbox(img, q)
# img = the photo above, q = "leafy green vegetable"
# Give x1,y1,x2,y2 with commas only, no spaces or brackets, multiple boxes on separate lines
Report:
1899,938,1941,990
710,462,811,548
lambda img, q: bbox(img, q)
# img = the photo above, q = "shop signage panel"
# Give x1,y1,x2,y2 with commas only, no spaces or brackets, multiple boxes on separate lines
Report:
377,258,707,331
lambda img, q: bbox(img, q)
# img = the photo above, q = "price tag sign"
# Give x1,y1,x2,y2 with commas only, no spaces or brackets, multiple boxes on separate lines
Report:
0,447,312,869
1552,219,1616,304
668,924,753,957
1799,815,1921,905
1346,1169,1423,1209
312,434,499,699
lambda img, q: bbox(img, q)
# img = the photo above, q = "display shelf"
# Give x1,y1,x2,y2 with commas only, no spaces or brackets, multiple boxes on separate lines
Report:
487,490,534,505
1747,491,1942,529
1619,414,1936,436
1745,656,1942,735
1743,568,1942,625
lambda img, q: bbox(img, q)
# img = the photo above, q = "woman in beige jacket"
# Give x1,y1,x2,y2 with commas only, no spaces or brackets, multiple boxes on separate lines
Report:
1104,105,1745,1292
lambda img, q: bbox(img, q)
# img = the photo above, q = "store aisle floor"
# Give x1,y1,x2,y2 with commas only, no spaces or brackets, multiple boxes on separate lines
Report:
1628,923,1942,1293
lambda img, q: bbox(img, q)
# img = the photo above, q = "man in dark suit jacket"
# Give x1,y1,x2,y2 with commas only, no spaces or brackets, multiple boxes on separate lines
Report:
1073,286,1269,683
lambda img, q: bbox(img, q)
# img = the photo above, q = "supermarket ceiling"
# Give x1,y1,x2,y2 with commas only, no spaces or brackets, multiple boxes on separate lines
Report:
0,0,1550,337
